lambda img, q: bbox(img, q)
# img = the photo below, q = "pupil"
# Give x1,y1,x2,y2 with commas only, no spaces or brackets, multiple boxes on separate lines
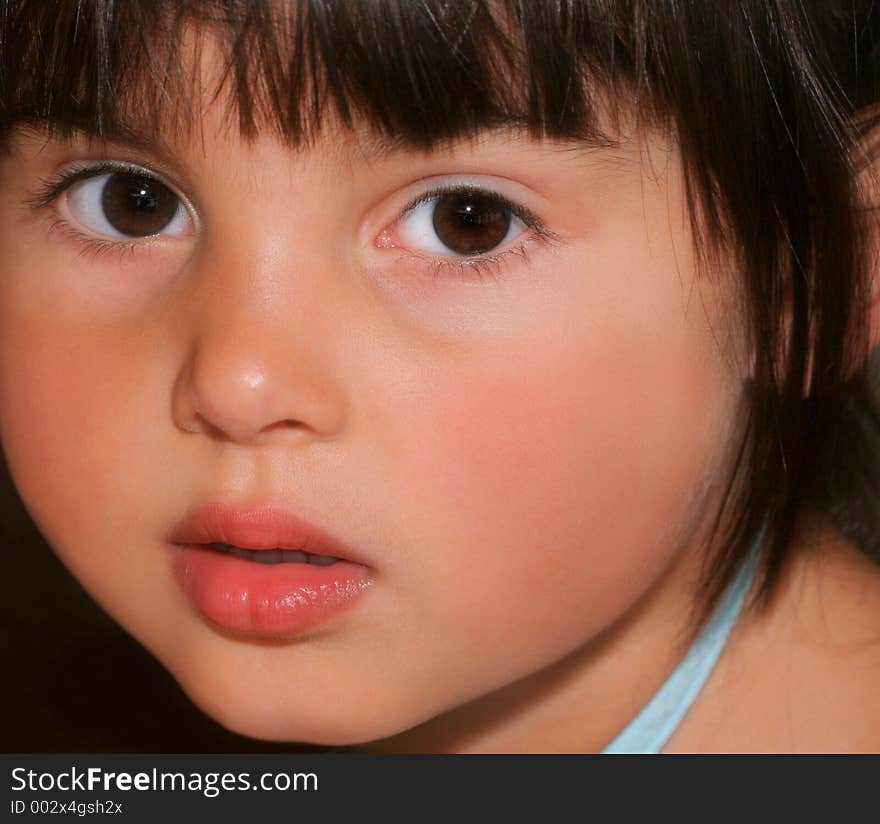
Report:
101,172,179,237
432,192,511,255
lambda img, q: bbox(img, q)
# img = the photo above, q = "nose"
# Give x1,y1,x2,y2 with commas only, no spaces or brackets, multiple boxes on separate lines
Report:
171,244,349,446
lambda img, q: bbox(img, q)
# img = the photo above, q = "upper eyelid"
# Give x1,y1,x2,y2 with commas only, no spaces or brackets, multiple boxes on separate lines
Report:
397,183,542,229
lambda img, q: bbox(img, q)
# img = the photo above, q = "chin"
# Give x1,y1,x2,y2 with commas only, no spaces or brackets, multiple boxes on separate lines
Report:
159,649,417,747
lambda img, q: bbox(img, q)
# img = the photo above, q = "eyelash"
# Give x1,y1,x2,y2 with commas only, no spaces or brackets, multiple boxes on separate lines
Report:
26,163,558,281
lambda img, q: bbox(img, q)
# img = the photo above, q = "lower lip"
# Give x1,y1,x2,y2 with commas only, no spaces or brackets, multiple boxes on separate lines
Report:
171,544,372,638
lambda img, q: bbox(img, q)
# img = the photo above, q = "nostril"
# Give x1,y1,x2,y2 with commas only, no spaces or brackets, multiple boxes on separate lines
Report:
259,419,308,435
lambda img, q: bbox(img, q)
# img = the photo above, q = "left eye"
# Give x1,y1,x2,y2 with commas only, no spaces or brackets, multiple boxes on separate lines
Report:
65,171,192,239
396,190,526,256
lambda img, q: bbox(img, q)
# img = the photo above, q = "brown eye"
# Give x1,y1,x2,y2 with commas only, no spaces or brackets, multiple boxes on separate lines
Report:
100,173,179,236
66,170,191,239
430,191,513,255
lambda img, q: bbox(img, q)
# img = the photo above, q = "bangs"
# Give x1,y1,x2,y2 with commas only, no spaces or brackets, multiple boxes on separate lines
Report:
0,0,633,150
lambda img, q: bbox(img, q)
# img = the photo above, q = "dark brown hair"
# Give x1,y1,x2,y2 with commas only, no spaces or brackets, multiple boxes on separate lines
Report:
0,0,877,631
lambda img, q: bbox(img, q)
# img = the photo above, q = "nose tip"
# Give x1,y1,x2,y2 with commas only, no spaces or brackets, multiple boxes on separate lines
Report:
172,326,347,447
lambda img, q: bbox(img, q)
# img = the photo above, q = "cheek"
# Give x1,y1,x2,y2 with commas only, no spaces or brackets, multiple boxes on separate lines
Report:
386,280,740,670
0,313,112,504
2,313,109,455
0,304,161,596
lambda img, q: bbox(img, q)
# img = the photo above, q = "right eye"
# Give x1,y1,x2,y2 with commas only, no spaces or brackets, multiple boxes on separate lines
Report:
394,188,527,258
65,171,193,239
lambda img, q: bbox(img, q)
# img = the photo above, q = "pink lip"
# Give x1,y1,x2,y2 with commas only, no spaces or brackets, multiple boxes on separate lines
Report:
169,502,372,638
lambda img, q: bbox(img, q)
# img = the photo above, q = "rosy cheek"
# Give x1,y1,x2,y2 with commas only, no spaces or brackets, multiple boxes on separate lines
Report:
392,308,734,637
0,310,128,546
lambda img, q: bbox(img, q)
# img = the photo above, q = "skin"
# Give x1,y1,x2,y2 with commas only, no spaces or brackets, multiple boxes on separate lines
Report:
0,47,878,752
661,508,880,753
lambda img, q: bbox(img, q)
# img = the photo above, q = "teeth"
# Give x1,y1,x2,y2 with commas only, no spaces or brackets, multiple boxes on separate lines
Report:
209,542,339,566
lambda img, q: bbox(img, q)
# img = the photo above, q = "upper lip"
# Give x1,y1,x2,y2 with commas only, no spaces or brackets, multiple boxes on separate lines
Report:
169,501,362,562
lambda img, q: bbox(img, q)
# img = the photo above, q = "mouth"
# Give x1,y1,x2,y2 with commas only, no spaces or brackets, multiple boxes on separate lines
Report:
205,542,341,567
168,501,373,637
171,542,372,638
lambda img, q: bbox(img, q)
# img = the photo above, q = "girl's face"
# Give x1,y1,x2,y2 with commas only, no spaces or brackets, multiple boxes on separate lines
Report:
0,53,749,749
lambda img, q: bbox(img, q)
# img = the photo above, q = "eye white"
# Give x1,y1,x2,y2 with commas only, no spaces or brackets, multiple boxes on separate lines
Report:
396,194,525,256
65,173,192,239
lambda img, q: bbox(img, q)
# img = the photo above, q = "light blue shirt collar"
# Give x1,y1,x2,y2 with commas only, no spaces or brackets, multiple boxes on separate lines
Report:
601,522,767,754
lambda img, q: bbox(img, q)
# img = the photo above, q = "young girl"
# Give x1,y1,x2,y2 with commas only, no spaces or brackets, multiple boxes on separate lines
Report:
0,0,878,753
